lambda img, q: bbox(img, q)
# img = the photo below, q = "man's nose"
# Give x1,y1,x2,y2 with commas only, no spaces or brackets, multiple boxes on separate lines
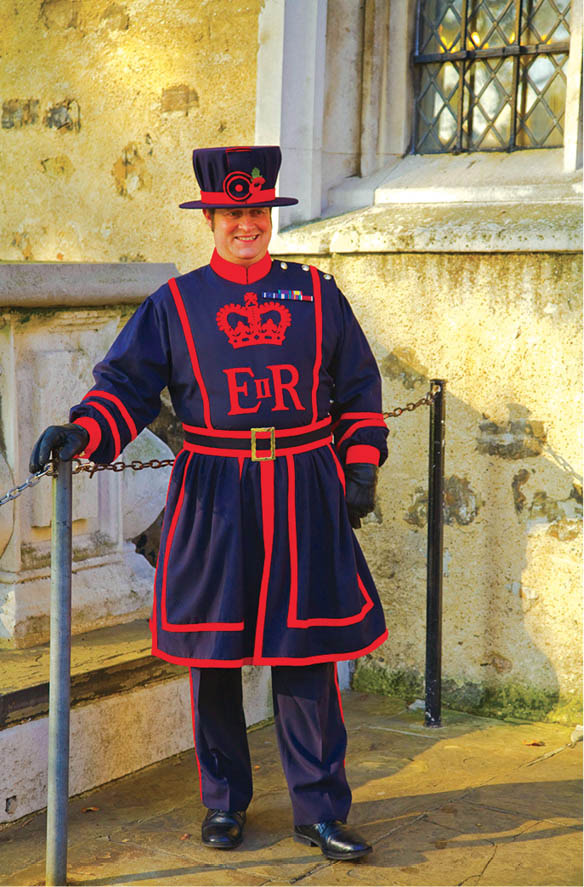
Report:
238,213,258,229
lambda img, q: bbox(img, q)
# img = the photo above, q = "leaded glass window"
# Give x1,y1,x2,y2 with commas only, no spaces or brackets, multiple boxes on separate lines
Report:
413,0,571,153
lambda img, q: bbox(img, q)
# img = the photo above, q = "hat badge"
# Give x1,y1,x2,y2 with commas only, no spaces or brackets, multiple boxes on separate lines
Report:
223,167,265,203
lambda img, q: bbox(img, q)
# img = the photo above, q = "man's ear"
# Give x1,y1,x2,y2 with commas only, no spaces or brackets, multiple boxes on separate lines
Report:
202,209,213,231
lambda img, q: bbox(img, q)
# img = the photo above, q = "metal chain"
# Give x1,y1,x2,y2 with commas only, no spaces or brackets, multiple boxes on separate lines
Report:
0,386,441,505
72,457,176,478
0,464,55,507
383,384,440,420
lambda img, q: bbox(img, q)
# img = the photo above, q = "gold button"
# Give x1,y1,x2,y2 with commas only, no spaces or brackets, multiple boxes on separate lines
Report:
302,264,309,271
280,261,288,269
324,273,332,280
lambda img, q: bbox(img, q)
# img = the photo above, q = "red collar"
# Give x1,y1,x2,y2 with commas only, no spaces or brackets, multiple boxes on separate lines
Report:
210,249,272,284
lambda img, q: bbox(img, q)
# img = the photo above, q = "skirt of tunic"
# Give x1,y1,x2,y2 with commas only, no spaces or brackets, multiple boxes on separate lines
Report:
150,442,388,667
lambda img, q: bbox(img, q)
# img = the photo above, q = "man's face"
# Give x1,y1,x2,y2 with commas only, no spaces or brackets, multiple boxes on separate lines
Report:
203,207,272,266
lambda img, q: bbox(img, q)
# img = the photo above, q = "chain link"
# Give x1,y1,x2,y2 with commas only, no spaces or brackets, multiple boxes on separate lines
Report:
0,387,441,505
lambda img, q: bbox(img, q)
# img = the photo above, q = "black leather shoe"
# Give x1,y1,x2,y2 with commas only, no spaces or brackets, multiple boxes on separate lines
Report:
201,809,246,849
294,820,372,860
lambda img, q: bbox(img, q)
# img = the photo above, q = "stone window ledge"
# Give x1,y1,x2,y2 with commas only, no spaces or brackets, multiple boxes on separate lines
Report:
272,149,582,255
0,263,178,308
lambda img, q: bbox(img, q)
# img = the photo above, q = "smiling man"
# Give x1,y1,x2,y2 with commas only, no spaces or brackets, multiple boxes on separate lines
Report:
30,146,389,861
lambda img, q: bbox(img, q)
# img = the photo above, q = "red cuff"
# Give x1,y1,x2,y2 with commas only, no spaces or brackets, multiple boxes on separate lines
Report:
73,417,101,459
345,445,380,466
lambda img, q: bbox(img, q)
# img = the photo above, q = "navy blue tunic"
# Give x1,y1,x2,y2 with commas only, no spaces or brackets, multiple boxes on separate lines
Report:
70,251,389,666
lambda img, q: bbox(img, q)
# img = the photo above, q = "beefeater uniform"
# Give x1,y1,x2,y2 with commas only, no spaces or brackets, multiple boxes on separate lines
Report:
67,146,389,825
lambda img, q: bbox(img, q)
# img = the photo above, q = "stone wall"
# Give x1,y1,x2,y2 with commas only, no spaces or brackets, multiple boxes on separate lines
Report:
276,208,582,723
0,0,261,272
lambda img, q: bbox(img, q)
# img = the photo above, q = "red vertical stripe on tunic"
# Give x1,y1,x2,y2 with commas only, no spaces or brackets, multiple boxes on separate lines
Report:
286,454,299,627
168,277,213,429
309,267,323,424
253,459,275,660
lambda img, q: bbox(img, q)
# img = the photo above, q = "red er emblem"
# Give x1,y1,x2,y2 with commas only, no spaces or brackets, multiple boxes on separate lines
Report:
216,292,291,349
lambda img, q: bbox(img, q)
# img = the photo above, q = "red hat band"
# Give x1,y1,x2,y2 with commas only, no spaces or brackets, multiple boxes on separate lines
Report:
200,172,275,206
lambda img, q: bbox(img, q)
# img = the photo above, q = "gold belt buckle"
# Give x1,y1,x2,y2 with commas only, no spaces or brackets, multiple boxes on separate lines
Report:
251,427,276,462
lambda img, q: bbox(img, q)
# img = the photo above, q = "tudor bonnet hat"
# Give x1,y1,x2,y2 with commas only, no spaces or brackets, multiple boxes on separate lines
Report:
179,145,298,209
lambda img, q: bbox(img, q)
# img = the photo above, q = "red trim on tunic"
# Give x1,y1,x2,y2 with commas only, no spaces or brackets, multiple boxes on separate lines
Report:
84,389,138,440
182,416,331,437
151,453,183,656
168,277,214,429
210,249,272,284
160,450,244,632
150,629,389,668
253,459,275,660
72,417,101,459
336,417,387,449
309,266,323,424
188,671,204,802
331,411,385,432
346,445,380,466
84,400,121,460
286,448,374,628
328,443,346,493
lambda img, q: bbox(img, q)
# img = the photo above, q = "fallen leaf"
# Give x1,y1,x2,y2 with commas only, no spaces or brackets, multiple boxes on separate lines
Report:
180,833,191,841
254,765,261,770
81,806,100,813
523,739,545,747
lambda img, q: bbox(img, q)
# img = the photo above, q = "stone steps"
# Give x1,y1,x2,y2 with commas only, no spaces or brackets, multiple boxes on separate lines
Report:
0,619,272,824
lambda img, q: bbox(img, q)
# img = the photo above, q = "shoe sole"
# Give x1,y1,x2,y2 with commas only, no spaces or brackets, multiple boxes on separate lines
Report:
294,833,372,860
201,836,243,850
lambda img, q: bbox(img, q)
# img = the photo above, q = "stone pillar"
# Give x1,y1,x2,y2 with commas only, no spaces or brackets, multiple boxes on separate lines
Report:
0,263,177,648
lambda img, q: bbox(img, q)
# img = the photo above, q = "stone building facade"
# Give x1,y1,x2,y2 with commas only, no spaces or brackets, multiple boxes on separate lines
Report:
0,1,582,814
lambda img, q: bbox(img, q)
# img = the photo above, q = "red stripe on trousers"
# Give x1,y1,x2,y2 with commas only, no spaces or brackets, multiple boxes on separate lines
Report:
188,670,204,802
333,664,347,767
168,277,213,429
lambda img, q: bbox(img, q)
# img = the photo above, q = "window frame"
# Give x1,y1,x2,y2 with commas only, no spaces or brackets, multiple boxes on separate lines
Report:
255,0,582,231
412,0,572,154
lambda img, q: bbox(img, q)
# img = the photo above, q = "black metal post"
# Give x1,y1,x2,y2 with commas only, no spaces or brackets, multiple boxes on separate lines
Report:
46,458,73,886
425,380,445,727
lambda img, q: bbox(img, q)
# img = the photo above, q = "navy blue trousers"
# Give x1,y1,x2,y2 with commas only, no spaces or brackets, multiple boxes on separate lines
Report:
189,663,352,825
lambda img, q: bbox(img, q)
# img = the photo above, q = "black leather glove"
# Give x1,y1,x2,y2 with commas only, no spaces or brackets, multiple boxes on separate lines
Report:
345,462,378,529
29,423,90,473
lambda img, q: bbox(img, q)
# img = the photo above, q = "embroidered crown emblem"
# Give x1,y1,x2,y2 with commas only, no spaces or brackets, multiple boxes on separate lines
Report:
216,292,291,349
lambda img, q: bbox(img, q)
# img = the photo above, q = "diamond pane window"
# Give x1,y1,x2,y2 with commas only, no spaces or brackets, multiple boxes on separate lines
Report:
414,0,571,152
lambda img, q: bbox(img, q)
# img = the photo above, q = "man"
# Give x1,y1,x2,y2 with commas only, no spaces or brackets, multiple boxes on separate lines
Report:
30,145,388,860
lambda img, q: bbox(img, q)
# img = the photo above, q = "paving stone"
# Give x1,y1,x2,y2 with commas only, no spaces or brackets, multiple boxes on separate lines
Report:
0,692,581,887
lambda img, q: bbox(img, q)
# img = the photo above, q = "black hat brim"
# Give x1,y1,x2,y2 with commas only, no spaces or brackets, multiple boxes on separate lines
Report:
179,196,299,209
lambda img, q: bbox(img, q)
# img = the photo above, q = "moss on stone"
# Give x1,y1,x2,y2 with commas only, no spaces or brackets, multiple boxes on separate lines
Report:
353,659,423,701
353,658,582,725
